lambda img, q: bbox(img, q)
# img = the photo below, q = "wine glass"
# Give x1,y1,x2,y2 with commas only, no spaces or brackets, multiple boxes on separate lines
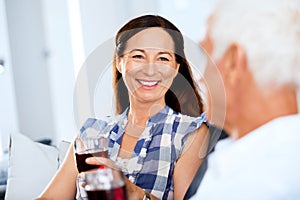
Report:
83,168,127,200
74,127,109,173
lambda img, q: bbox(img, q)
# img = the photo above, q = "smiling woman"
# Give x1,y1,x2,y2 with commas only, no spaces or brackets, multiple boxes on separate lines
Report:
114,16,204,118
116,28,180,108
37,15,209,200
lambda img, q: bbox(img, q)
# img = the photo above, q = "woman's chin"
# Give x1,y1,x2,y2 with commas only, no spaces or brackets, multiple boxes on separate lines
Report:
134,94,164,105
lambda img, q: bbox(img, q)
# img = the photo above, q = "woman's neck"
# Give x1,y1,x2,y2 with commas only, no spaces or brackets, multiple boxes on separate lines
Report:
128,99,166,127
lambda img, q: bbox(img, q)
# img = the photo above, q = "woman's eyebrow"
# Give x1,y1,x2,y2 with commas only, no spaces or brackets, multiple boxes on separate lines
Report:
157,51,173,57
129,49,145,54
128,49,173,57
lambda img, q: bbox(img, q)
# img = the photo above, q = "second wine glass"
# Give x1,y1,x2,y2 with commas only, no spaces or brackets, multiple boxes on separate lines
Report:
83,168,127,200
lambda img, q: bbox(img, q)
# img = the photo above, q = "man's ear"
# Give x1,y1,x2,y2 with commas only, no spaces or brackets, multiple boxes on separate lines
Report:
221,43,247,86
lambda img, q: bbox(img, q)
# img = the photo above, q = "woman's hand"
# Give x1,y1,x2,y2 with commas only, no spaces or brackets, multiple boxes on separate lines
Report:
85,157,142,199
85,157,120,170
85,157,159,200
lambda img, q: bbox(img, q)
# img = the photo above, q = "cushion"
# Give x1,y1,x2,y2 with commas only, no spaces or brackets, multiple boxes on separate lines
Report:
58,140,71,166
5,132,59,200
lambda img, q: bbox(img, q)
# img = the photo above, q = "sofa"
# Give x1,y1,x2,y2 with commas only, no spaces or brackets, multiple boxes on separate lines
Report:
3,132,70,200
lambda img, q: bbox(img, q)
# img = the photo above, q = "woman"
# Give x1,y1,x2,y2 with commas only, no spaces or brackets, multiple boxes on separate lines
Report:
37,15,209,200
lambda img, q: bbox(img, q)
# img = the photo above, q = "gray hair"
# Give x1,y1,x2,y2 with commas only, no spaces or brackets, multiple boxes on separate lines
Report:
210,0,300,89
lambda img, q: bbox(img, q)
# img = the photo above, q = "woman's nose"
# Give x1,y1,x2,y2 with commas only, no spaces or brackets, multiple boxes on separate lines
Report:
143,63,156,76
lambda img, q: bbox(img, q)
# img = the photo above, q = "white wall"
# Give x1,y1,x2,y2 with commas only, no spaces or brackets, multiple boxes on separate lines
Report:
298,91,300,112
0,0,18,150
158,0,217,42
79,0,119,56
5,0,55,141
73,0,122,127
3,0,78,145
42,0,76,144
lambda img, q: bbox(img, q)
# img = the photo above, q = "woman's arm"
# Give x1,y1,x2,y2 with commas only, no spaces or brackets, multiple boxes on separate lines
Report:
123,177,159,200
173,124,210,200
35,142,78,200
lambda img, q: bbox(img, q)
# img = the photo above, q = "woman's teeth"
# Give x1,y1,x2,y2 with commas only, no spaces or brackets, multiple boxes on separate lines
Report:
139,80,159,87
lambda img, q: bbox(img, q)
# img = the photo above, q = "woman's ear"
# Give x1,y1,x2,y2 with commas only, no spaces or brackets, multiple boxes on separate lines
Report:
172,63,180,78
220,43,247,86
176,63,180,72
116,57,123,73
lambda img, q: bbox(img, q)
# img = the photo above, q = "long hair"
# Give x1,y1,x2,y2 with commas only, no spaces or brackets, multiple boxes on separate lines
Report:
113,15,203,117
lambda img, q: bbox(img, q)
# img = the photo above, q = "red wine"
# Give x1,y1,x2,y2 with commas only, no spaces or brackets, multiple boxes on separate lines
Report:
86,185,127,200
75,149,108,173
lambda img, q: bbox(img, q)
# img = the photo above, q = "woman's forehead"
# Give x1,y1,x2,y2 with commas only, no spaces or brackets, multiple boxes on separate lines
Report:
125,27,175,52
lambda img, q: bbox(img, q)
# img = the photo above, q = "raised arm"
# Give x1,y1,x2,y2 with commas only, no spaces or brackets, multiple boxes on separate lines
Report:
35,142,78,200
173,124,209,200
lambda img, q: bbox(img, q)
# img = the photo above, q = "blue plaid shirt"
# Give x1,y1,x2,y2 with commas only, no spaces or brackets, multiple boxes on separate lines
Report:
76,106,206,200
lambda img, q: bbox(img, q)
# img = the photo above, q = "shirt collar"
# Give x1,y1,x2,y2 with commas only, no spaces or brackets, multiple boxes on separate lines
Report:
118,105,174,126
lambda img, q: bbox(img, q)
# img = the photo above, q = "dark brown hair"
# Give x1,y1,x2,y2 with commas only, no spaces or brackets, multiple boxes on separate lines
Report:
113,15,203,117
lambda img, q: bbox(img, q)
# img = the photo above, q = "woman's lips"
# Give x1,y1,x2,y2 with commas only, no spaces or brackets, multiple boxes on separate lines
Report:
137,79,160,89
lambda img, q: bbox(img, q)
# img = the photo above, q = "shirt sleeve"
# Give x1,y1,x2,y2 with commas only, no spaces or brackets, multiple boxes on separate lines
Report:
175,112,207,158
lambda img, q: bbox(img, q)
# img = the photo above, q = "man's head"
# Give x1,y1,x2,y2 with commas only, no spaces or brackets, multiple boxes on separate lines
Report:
202,0,300,138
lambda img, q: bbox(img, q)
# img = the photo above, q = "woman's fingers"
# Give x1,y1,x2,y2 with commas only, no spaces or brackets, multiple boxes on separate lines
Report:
85,157,120,171
80,181,86,188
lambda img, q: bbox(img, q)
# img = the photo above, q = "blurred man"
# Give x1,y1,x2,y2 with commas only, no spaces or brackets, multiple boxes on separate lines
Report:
190,0,300,199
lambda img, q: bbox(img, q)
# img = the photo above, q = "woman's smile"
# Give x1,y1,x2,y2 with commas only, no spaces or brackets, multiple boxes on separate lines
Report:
136,79,161,89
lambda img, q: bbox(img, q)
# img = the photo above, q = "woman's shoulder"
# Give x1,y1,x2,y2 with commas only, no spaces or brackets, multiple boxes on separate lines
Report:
80,115,122,134
177,112,206,123
166,106,207,127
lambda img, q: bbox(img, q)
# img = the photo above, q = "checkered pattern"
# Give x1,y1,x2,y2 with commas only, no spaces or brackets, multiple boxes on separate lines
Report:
76,106,206,200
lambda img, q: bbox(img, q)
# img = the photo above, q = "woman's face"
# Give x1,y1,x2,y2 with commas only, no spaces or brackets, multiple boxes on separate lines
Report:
117,27,180,105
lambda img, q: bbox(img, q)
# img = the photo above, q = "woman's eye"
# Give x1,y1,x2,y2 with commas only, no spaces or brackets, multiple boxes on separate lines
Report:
158,57,170,62
132,55,144,59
